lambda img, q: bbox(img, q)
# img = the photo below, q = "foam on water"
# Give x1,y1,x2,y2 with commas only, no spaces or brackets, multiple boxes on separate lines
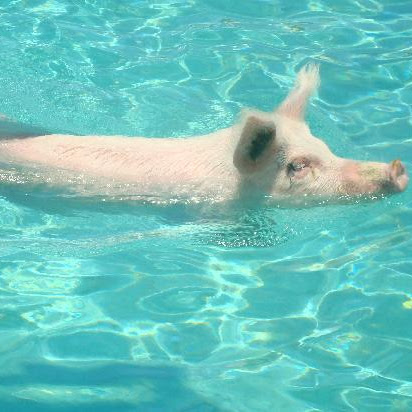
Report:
0,0,411,411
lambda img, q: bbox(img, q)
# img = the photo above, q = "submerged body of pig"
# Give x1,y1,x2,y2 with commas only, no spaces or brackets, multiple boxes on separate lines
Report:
0,65,408,205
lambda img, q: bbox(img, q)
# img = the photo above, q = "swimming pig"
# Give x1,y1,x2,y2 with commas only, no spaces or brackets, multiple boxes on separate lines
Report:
0,64,408,205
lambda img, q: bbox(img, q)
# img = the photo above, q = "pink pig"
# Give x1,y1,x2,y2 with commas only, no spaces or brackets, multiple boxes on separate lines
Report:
0,64,408,205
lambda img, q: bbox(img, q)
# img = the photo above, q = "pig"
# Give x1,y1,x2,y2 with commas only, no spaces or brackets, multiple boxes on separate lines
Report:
0,64,408,206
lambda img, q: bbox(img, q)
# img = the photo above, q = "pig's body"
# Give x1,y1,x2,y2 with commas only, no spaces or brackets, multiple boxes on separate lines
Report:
0,128,240,201
0,64,408,205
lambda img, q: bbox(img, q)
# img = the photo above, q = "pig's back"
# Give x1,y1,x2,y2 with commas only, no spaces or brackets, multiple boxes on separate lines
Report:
0,129,235,186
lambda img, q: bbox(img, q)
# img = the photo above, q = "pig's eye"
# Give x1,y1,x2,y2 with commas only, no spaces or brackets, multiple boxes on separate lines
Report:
287,159,310,176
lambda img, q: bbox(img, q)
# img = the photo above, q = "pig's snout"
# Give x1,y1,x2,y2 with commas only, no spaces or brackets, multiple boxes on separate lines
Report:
388,159,408,192
340,159,408,197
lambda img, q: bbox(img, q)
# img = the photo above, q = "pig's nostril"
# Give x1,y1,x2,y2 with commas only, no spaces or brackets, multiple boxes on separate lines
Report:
389,159,408,192
390,159,405,178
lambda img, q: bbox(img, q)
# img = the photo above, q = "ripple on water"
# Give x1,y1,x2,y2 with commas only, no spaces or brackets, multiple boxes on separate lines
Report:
44,331,134,361
140,286,217,315
0,0,411,411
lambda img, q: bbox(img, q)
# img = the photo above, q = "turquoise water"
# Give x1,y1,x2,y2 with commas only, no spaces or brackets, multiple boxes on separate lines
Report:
0,0,411,410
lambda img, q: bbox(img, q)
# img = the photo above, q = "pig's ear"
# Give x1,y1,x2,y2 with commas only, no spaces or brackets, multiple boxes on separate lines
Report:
277,63,320,119
233,114,276,174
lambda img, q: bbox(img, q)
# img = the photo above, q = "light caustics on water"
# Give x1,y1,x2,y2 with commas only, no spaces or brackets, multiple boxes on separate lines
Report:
0,0,411,411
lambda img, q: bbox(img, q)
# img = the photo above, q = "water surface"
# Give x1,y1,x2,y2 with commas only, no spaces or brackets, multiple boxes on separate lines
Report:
0,0,411,411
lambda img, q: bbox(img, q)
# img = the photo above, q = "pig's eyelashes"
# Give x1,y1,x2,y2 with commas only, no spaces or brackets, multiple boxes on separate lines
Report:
287,159,310,177
289,162,306,172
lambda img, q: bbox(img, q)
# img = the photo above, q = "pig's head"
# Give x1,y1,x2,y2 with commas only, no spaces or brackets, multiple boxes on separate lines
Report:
233,64,408,205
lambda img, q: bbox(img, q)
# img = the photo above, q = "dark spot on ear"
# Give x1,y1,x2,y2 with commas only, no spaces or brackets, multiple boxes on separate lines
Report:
233,115,277,174
248,126,275,161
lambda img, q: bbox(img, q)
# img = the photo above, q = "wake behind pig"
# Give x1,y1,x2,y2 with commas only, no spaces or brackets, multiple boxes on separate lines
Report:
0,64,408,206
